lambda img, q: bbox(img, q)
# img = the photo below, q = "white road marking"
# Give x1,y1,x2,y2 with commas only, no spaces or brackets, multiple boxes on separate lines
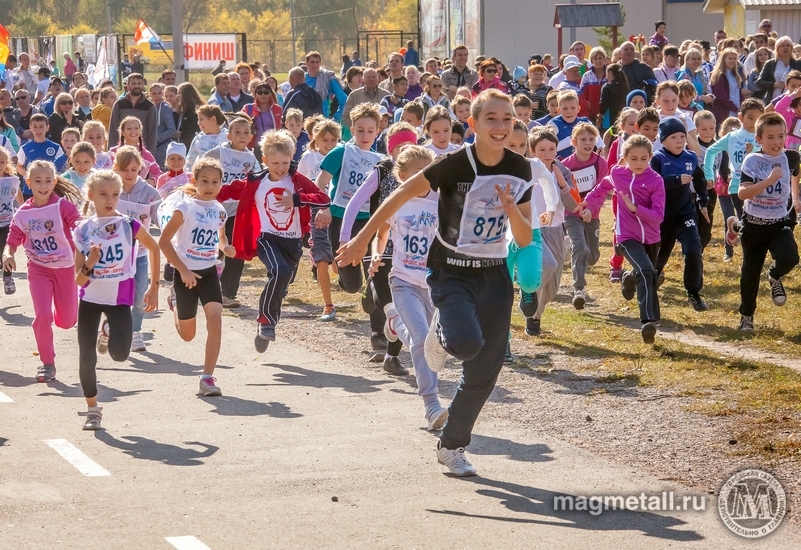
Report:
165,536,211,550
0,391,13,403
44,439,110,477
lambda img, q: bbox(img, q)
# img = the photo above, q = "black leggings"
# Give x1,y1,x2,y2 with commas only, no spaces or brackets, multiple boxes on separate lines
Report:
77,300,132,399
220,215,245,299
0,226,10,277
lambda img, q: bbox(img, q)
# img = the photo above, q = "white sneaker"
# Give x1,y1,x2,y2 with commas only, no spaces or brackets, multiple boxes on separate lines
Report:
97,321,109,355
437,444,477,476
130,331,146,352
424,309,450,372
427,407,449,431
383,302,400,342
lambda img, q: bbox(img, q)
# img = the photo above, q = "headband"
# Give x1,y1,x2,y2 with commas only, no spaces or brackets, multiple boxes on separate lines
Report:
387,130,418,154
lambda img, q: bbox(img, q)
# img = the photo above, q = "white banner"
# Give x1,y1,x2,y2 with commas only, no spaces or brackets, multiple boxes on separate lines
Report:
183,34,237,69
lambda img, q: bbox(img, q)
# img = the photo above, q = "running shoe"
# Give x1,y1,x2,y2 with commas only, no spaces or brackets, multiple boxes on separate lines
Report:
526,317,541,337
168,287,177,312
382,356,409,376
437,444,477,477
641,322,657,344
769,274,787,306
311,265,318,283
3,275,15,295
360,277,376,314
79,406,103,430
130,331,146,352
97,321,109,355
36,364,56,383
688,293,708,312
383,303,400,342
572,289,586,310
609,267,622,283
370,334,388,351
739,315,754,332
518,289,538,318
255,323,276,353
199,376,222,396
504,341,513,363
222,296,240,308
320,305,336,322
723,253,733,263
725,216,741,247
424,309,449,373
427,407,449,431
656,272,665,289
621,271,636,301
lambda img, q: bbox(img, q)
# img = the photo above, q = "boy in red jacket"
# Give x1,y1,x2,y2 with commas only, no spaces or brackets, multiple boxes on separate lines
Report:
217,129,330,352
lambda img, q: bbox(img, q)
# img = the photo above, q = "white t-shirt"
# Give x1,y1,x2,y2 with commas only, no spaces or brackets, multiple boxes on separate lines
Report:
254,174,302,238
423,142,461,157
173,198,228,270
36,79,49,97
297,150,326,182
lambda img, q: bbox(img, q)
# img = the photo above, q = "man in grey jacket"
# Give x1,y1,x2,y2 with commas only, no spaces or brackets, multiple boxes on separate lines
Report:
440,45,478,99
108,73,157,152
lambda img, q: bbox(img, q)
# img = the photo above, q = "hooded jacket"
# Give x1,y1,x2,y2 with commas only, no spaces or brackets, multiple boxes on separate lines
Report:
282,82,323,122
583,164,665,245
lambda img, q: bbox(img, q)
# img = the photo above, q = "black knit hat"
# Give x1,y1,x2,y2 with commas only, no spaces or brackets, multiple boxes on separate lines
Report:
659,116,686,143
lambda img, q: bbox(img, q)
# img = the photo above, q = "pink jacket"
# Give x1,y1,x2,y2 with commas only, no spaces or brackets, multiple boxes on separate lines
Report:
583,165,665,245
774,94,801,150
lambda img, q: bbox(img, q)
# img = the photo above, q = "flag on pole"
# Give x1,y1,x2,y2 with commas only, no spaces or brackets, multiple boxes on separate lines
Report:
134,19,162,46
0,24,10,81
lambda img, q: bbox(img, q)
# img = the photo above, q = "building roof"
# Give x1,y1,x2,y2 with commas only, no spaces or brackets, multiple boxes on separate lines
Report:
553,3,624,28
705,0,801,13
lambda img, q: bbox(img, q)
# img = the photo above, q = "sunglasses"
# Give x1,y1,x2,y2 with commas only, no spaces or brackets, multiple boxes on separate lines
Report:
484,68,498,74
61,100,74,105
256,89,272,95
15,96,29,101
430,84,442,88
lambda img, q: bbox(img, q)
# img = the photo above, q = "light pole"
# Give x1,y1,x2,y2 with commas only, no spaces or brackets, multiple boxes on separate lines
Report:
291,0,297,67
172,0,186,84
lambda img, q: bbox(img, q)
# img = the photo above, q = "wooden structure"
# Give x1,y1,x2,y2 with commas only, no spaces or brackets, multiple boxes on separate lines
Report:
553,3,625,57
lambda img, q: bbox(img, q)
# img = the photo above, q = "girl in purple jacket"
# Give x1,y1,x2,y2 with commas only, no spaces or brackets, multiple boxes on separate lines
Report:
579,135,666,343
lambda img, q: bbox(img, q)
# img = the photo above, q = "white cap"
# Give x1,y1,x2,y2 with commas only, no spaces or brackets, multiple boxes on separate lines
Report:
378,106,390,117
563,55,581,71
166,142,187,160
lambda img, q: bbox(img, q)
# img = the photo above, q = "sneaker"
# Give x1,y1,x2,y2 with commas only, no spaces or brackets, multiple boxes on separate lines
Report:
382,356,409,376
641,322,657,344
36,364,56,383
3,275,15,295
609,267,622,283
725,216,741,247
254,323,276,353
130,331,146,352
97,321,109,355
518,289,538,318
526,317,541,337
572,289,586,310
78,406,103,430
222,296,240,308
168,287,177,312
199,376,222,396
437,444,477,477
656,272,665,289
424,310,450,373
370,334,388,351
621,271,636,301
723,253,733,263
360,277,376,314
163,263,175,282
427,407,449,431
688,293,708,312
739,315,754,332
769,274,787,306
383,303,400,342
504,341,513,363
320,305,337,322
311,265,318,283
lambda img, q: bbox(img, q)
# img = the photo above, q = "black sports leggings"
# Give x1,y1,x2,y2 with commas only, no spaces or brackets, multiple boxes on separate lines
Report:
77,300,132,398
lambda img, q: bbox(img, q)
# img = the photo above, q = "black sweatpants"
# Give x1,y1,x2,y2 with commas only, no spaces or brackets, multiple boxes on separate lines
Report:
428,265,513,450
256,232,303,327
739,219,799,317
77,300,132,399
696,189,717,250
220,216,245,299
329,215,401,355
655,214,704,294
620,239,661,324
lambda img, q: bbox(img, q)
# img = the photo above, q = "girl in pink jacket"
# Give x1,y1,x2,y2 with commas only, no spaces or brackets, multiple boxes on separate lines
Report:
580,135,666,343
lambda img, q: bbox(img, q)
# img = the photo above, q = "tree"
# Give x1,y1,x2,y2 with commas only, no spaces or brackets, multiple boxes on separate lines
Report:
8,8,53,37
593,0,626,54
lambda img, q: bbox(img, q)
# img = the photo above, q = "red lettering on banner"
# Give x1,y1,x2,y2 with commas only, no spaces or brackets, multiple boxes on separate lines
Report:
203,43,211,60
212,43,221,60
184,44,193,59
223,44,233,60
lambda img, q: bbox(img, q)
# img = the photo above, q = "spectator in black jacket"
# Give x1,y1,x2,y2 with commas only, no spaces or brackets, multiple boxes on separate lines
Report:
756,36,801,103
282,67,323,123
620,42,657,104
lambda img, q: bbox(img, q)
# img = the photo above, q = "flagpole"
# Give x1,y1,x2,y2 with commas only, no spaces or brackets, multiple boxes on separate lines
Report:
146,24,174,64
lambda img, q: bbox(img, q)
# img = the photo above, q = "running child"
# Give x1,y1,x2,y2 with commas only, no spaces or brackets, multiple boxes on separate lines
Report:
61,141,96,192
2,161,82,382
710,116,739,261
337,89,535,477
693,110,719,251
580,135,666,343
451,96,474,143
422,106,460,156
450,121,465,145
562,122,609,309
547,90,604,159
16,114,63,201
534,90,560,126
371,146,448,424
73,170,160,429
216,130,330,352
283,108,310,167
54,128,81,173
112,146,162,352
82,121,114,170
297,117,341,322
156,142,191,199
185,105,229,170
0,148,23,295
654,81,702,157
400,102,425,136
159,158,233,396
513,95,533,128
109,116,161,185
735,112,800,332
203,113,258,309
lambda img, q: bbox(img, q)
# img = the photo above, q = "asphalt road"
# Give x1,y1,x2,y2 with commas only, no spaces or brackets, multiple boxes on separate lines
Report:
1,274,799,549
